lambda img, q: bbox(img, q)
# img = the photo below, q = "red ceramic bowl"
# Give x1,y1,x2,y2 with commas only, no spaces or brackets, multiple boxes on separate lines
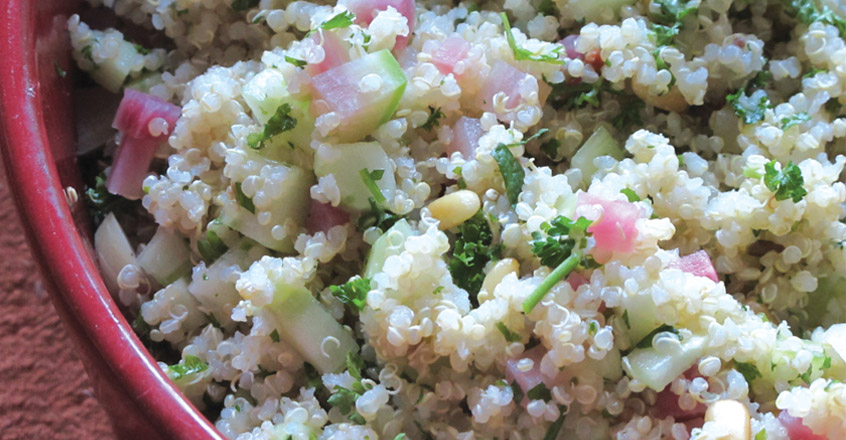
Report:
0,1,223,438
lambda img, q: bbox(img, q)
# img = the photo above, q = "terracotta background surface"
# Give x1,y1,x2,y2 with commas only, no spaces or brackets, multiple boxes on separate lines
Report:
0,163,115,439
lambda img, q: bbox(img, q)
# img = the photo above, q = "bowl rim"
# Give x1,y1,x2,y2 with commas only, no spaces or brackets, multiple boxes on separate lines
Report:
0,2,223,438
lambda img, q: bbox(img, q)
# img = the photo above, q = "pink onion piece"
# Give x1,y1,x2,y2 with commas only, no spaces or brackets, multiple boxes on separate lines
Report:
306,31,351,77
447,116,482,158
107,89,181,200
307,200,350,235
345,0,416,52
668,250,718,283
431,34,470,75
577,192,641,262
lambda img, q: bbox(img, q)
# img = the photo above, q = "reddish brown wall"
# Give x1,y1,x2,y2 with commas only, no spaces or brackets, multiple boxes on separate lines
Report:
0,164,114,439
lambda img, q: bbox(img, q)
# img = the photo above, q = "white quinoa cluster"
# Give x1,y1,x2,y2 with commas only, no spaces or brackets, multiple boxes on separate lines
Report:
75,0,846,438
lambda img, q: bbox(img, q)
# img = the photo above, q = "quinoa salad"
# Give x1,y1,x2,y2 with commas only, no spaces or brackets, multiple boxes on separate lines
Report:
68,0,846,438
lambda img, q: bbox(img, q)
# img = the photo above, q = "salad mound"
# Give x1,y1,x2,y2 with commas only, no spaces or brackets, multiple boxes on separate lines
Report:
72,0,846,439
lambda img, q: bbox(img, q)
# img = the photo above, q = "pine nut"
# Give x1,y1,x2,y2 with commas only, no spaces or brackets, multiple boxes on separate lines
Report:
428,190,481,230
705,400,751,440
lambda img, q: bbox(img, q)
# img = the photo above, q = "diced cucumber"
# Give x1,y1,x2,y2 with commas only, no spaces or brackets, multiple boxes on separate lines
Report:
94,212,137,295
243,69,315,167
88,39,142,93
166,353,212,406
220,160,314,253
313,142,397,212
311,49,407,142
570,123,624,187
188,246,263,327
621,292,663,344
263,98,315,167
243,68,291,124
266,282,358,374
567,0,637,23
364,219,415,279
140,278,207,341
137,226,192,286
622,334,706,391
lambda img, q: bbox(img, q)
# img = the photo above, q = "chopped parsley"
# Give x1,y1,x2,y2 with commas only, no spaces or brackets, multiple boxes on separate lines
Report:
735,361,763,383
230,0,259,12
543,407,568,440
306,10,356,37
540,138,562,160
589,321,599,335
346,351,366,380
763,160,807,202
523,216,593,313
330,276,371,311
650,0,699,26
611,100,645,131
545,79,620,111
133,43,150,55
727,88,770,125
496,321,521,342
393,435,407,440
197,229,228,263
500,13,565,65
269,329,280,343
420,106,445,132
247,103,297,149
510,381,524,403
536,0,557,16
620,188,641,202
54,62,67,78
530,216,592,268
781,0,846,37
81,44,96,66
449,211,501,304
622,310,631,329
803,67,827,79
651,23,681,47
633,324,681,349
285,56,307,68
359,168,387,204
492,144,525,206
85,173,138,224
754,429,768,440
234,182,256,213
780,112,811,130
327,386,366,424
357,197,404,232
749,70,773,89
527,383,552,402
167,355,208,381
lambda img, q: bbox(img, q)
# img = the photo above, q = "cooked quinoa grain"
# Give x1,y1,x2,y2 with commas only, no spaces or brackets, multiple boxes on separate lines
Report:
75,0,846,438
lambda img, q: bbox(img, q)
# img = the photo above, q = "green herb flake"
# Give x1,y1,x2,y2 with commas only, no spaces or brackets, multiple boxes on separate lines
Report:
763,160,807,203
781,0,846,38
799,364,814,385
612,100,645,132
780,112,811,130
330,276,371,311
85,173,138,224
622,310,631,329
523,251,583,314
197,229,228,263
749,70,773,89
620,188,641,202
306,10,356,36
651,23,680,46
230,0,259,12
393,435,407,440
754,429,768,440
651,0,699,26
248,102,297,149
269,329,280,343
167,355,208,381
420,106,445,132
357,197,404,232
589,321,598,335
803,67,827,79
492,144,525,206
634,324,681,349
328,386,362,418
540,138,561,160
510,381,524,404
527,383,552,402
234,182,256,214
54,62,67,78
500,13,565,65
285,56,307,68
543,407,568,440
530,216,592,268
496,321,521,343
133,44,151,56
359,168,387,204
304,362,323,389
449,211,501,304
735,361,763,383
727,88,770,125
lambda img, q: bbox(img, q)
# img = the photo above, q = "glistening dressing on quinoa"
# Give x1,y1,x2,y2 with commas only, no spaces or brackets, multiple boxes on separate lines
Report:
71,0,846,438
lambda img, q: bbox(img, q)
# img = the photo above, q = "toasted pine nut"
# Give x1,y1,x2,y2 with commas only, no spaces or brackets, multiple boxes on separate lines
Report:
705,400,751,440
631,80,689,114
428,190,482,230
478,258,520,303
